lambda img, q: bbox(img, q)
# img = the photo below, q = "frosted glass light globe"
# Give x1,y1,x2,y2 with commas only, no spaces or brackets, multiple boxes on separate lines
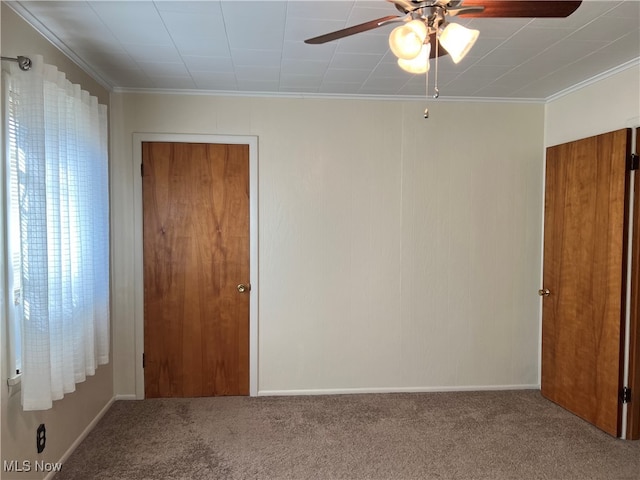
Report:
389,20,428,60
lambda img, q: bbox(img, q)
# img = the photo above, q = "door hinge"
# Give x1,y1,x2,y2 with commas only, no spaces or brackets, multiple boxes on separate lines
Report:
141,163,144,176
628,154,639,171
142,353,145,369
621,386,631,404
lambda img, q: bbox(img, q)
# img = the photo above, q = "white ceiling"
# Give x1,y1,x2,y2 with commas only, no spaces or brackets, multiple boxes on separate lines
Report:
8,0,640,100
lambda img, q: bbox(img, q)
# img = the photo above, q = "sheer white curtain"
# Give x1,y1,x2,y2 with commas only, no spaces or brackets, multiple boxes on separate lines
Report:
7,55,109,411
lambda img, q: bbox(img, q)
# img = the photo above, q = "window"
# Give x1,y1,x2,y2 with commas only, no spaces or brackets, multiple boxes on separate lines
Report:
4,55,110,411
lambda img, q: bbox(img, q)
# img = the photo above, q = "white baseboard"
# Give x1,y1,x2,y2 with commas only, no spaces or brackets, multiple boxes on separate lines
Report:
114,394,137,401
48,396,116,479
258,384,540,397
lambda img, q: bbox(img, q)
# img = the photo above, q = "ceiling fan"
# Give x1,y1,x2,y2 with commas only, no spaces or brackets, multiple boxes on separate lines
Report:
305,1,582,115
305,1,582,61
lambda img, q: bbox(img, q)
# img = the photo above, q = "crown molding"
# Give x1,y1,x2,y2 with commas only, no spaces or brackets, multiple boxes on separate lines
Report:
112,86,545,104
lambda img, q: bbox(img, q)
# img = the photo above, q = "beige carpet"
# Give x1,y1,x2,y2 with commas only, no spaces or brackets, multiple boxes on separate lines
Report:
55,390,639,480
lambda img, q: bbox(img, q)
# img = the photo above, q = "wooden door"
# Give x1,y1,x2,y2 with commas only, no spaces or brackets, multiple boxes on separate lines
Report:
142,142,250,398
541,128,631,437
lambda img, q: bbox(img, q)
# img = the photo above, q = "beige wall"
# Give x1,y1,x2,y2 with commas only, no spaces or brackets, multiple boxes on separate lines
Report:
1,4,113,479
111,93,545,396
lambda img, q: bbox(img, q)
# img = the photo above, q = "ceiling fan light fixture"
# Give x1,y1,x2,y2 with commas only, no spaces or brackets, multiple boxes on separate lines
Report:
389,19,428,60
397,42,431,74
439,22,479,64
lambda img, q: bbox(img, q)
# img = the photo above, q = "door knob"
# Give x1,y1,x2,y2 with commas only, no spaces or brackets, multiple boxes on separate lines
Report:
237,284,251,293
538,288,550,297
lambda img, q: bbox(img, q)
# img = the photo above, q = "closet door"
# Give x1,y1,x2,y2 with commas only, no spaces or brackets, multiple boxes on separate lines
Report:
143,142,250,398
541,128,632,437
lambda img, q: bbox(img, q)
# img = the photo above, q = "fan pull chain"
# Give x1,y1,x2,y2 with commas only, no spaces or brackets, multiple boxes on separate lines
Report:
424,54,430,119
433,35,440,99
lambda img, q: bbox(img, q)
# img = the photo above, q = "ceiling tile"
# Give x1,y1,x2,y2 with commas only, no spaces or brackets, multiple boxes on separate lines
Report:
221,2,287,50
191,71,237,90
231,49,282,68
137,61,190,77
154,1,223,14
502,26,575,50
529,39,611,69
567,14,640,42
159,8,226,35
89,2,173,45
286,1,354,21
457,65,515,81
171,37,231,58
121,44,183,64
481,72,533,90
323,68,372,83
564,31,640,76
159,7,231,57
279,74,323,89
511,72,577,98
234,65,280,82
604,1,640,18
183,56,235,73
347,3,400,25
6,0,639,100
281,59,331,76
474,48,542,67
330,52,384,69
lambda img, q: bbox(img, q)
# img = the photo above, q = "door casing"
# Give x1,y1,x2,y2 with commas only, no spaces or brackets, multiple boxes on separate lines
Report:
132,133,259,399
626,128,640,440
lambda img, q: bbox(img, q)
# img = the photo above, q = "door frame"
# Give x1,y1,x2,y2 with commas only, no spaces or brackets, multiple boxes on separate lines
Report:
626,128,640,439
132,133,259,399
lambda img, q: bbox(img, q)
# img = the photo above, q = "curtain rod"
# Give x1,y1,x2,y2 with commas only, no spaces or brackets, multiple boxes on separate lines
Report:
1,56,32,71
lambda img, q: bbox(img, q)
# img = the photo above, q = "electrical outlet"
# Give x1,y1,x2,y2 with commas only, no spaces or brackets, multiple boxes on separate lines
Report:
36,424,46,453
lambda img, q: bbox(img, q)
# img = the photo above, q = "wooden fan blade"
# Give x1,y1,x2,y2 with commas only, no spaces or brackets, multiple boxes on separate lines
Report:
448,6,485,16
304,15,401,44
455,1,582,18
